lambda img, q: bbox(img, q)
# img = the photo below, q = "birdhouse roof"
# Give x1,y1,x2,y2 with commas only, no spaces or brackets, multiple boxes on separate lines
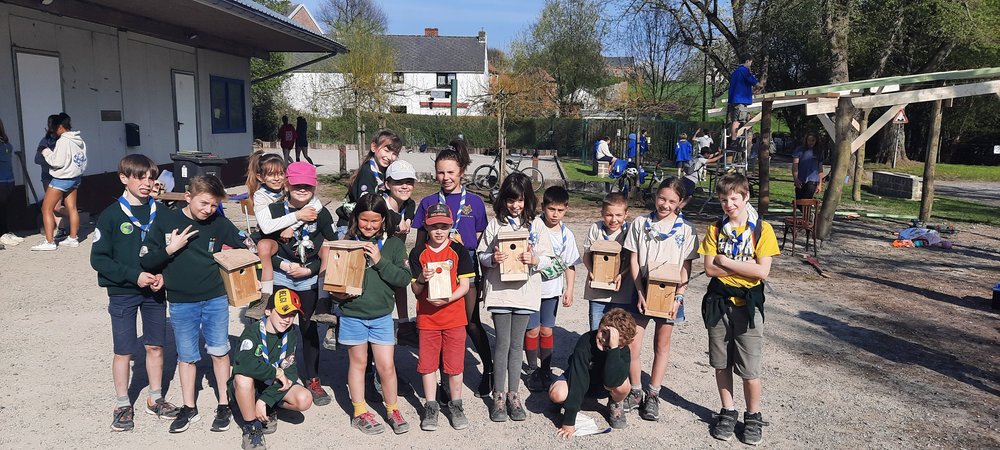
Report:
213,249,261,270
324,240,369,250
647,264,683,283
498,230,530,239
590,240,622,253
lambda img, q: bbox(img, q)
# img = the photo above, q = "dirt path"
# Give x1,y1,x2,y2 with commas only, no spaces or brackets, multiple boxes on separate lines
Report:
0,193,997,449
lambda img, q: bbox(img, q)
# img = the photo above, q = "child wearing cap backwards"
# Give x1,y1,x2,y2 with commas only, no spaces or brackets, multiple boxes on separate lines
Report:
232,289,313,450
260,162,338,408
409,203,475,431
383,160,419,347
91,154,178,431
140,174,252,434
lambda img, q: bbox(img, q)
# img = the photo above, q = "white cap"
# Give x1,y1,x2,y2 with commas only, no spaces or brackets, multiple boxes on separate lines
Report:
385,159,416,181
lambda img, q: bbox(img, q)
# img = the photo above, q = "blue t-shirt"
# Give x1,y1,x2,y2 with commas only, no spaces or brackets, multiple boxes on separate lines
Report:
674,140,693,162
0,142,14,183
728,65,759,105
639,135,649,155
413,189,488,250
792,146,822,183
626,133,637,159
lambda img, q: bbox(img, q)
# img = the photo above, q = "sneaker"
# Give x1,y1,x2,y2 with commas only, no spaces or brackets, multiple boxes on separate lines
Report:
475,372,494,398
386,409,410,434
420,401,439,431
54,228,69,240
352,411,385,435
60,236,80,247
169,405,200,433
525,368,546,393
446,399,469,430
263,411,277,435
506,391,527,421
742,411,769,445
622,388,643,413
145,398,180,419
241,422,266,450
489,393,508,422
639,389,659,421
31,240,57,251
711,408,739,441
321,326,338,351
607,399,627,429
211,404,232,432
244,297,267,322
306,377,332,406
111,406,134,432
397,321,419,348
0,233,21,246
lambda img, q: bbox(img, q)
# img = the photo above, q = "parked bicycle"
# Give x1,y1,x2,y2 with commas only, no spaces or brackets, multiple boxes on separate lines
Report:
611,161,668,209
472,149,545,194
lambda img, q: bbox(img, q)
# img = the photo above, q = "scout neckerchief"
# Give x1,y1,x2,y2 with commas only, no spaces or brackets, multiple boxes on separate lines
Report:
439,187,467,235
118,192,156,240
369,158,384,190
507,216,538,247
356,233,386,267
719,204,759,260
284,200,313,263
258,319,288,368
262,185,282,203
600,222,628,240
644,211,684,242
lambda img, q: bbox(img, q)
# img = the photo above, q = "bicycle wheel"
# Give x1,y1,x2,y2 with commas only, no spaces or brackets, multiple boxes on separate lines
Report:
518,167,545,192
472,165,499,191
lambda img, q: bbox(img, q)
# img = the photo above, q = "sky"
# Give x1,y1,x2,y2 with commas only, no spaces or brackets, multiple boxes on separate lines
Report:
295,0,541,51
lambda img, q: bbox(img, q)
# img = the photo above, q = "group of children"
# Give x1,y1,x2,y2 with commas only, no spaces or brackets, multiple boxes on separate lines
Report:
92,127,778,449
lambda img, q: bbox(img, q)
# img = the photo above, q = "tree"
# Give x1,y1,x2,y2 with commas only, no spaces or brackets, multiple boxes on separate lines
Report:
318,0,387,34
250,0,293,141
512,0,607,117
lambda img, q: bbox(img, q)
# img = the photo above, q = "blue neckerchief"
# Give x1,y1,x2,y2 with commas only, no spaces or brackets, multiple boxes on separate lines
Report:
507,216,538,247
369,158,383,190
439,187,467,234
644,211,684,241
118,194,156,240
601,222,628,240
259,320,288,368
262,186,282,203
283,200,305,242
721,216,756,258
356,234,385,250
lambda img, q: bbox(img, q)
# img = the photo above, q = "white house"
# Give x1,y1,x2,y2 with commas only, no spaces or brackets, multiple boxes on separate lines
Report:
0,0,344,221
283,16,489,117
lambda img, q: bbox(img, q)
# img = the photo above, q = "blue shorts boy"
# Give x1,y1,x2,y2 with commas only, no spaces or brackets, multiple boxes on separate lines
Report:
168,295,230,363
108,294,167,355
337,312,395,346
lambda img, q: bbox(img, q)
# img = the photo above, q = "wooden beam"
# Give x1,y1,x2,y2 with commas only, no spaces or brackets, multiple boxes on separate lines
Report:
758,101,773,214
818,114,837,141
806,98,837,116
734,113,762,137
850,80,1000,109
850,104,907,152
760,66,1000,99
706,98,815,117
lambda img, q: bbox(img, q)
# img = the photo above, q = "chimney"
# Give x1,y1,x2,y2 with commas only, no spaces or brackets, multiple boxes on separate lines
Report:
424,27,438,37
477,30,486,43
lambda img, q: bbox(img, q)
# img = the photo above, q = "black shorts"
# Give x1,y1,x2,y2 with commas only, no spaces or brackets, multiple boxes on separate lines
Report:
108,294,167,355
727,103,749,123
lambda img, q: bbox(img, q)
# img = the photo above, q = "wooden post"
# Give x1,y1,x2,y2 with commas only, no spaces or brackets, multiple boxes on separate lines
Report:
757,100,773,214
919,99,943,222
817,97,855,240
853,109,871,201
339,144,348,177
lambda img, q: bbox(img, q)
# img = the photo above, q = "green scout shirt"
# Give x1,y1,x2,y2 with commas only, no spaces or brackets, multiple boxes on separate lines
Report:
562,330,631,426
91,199,164,297
336,234,411,319
231,322,300,407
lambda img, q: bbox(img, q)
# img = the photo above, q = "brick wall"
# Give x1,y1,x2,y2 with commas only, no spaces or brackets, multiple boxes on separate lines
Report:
871,171,922,200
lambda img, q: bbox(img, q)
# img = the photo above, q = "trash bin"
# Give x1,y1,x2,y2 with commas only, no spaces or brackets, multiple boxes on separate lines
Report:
170,152,228,192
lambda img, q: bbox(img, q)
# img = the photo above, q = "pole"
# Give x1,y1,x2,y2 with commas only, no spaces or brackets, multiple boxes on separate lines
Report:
919,99,943,222
450,79,458,117
757,100,773,214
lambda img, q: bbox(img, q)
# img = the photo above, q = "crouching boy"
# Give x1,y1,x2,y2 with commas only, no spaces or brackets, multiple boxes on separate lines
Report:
232,289,314,450
549,308,637,439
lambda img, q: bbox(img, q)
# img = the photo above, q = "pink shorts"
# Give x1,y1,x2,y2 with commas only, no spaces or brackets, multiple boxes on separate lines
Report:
417,326,467,376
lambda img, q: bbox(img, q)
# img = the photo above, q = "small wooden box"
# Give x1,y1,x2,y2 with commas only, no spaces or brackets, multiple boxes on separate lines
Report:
498,230,530,282
589,240,622,291
213,249,262,307
323,240,368,297
645,264,683,319
426,261,453,300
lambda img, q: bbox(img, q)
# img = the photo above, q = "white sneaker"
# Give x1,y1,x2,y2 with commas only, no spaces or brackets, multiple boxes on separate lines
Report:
31,240,58,251
60,237,81,248
0,234,21,246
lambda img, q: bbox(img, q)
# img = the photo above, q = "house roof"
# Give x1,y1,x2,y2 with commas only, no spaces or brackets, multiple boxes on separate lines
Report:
287,3,325,35
5,0,346,58
288,33,486,73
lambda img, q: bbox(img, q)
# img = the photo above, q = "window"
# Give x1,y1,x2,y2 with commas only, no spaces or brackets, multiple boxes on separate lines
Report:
436,72,456,88
390,105,407,114
210,76,246,133
391,72,404,84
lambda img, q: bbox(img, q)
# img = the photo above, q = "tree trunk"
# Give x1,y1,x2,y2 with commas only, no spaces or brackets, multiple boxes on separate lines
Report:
852,108,871,201
355,95,365,166
919,100,943,222
498,105,507,182
757,100,773,214
876,123,910,165
817,97,855,240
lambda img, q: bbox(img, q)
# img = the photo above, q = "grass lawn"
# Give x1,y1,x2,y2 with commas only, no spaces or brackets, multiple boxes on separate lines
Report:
866,161,1000,182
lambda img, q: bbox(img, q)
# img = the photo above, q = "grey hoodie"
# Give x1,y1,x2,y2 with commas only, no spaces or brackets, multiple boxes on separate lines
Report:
42,131,88,178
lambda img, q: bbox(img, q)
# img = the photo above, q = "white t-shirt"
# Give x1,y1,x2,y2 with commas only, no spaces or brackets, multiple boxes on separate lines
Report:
540,221,582,298
624,213,699,281
695,135,713,150
582,221,635,304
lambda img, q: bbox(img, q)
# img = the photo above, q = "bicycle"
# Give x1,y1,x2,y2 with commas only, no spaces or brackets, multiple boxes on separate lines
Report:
471,149,545,194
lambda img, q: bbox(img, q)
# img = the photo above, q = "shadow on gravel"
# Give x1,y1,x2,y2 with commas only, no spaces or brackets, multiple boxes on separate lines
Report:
843,271,997,313
799,311,1000,397
661,388,716,424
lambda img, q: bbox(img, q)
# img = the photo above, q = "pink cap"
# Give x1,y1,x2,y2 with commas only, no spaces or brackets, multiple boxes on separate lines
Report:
286,162,317,187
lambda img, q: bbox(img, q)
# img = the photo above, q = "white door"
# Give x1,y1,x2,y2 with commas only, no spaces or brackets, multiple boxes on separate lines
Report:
173,72,198,152
14,52,63,204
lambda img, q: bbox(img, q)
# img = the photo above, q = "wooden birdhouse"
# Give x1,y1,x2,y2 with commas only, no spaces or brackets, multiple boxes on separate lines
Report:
589,240,622,291
323,240,368,297
498,230,530,282
645,264,683,319
213,249,261,307
425,261,453,300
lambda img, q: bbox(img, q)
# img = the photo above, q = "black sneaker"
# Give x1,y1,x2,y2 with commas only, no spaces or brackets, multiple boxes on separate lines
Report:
475,372,494,398
111,406,134,432
241,422,266,450
742,411,769,445
421,400,440,431
711,408,739,441
525,369,546,393
263,410,277,435
622,388,642,413
639,389,659,421
211,404,233,432
446,399,469,430
607,399,627,429
489,393,508,422
169,405,200,433
506,392,527,421
397,321,419,348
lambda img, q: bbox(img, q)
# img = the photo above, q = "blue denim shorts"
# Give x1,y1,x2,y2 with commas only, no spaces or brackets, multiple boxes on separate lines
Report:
337,313,395,346
49,176,81,192
634,302,686,326
108,294,167,355
588,301,639,331
168,295,231,363
527,296,560,329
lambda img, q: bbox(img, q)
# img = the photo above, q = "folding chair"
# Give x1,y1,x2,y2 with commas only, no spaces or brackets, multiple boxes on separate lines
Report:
782,199,820,257
239,198,257,233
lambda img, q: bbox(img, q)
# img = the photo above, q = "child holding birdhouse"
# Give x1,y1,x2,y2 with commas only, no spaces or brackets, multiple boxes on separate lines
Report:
477,172,554,423
698,173,779,446
623,177,698,422
408,203,475,431
582,193,635,331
